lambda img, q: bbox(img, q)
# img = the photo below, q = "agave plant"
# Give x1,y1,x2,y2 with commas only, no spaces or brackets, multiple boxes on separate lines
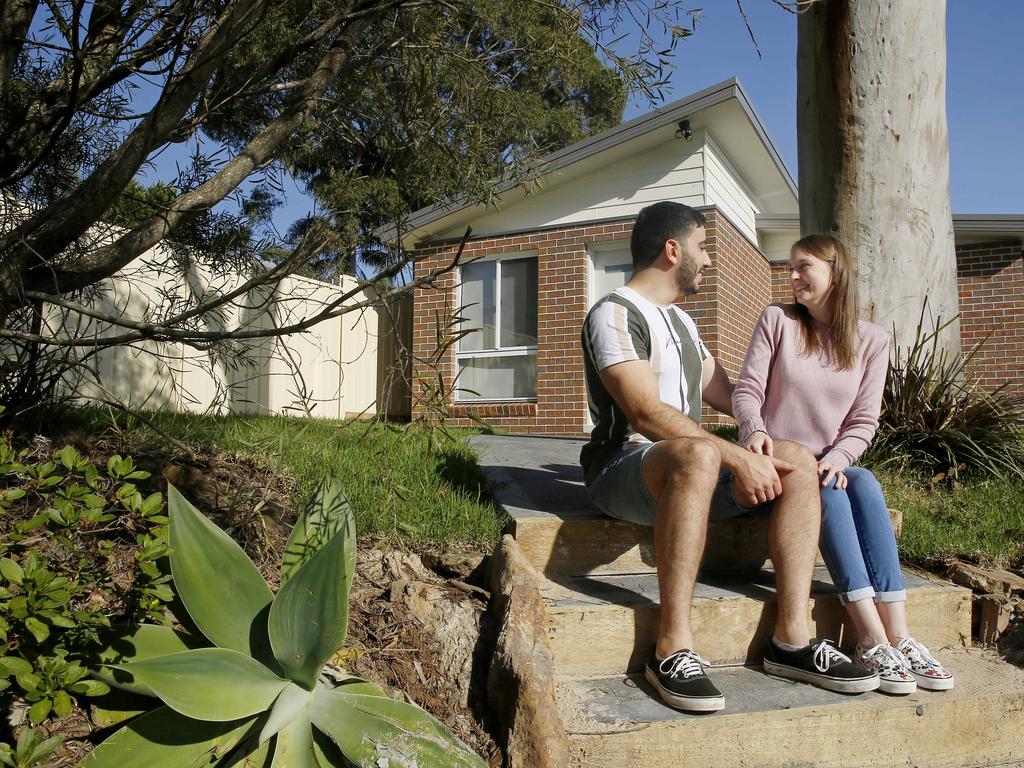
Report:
83,480,486,767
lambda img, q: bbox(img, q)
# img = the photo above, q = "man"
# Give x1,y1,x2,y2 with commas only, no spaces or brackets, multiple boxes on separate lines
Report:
580,201,878,712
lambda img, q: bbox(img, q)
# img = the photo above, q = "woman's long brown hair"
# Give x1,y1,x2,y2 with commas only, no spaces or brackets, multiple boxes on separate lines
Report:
791,234,858,370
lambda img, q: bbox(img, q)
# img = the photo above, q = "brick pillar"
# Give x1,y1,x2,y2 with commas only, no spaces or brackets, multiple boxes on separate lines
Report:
677,210,772,425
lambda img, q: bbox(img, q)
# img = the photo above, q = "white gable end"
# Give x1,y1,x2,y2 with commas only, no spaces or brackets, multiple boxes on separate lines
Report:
438,137,707,239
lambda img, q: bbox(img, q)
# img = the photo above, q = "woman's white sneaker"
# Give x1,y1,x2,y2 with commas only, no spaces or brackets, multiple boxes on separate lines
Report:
855,643,917,694
895,636,955,691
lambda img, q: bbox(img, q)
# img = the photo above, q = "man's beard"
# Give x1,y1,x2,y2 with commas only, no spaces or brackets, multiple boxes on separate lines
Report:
676,259,702,296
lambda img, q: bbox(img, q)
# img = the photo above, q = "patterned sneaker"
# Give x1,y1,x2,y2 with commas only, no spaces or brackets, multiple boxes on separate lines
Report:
855,643,917,694
895,636,955,691
644,649,725,712
763,638,879,693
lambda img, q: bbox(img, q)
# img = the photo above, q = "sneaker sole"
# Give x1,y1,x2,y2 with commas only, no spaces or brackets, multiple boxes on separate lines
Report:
877,677,917,695
763,659,880,693
912,673,955,691
644,667,725,712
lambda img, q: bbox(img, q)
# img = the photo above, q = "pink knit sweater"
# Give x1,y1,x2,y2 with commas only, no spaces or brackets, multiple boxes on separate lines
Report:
732,304,891,471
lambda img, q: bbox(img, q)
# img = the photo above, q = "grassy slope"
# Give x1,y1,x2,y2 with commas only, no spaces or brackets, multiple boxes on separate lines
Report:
33,407,506,547
21,408,1023,563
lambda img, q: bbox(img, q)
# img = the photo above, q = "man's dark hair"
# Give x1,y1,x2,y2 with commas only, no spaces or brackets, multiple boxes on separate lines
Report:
630,202,706,270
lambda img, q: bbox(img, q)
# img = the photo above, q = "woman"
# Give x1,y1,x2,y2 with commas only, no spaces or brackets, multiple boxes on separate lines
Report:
732,234,954,694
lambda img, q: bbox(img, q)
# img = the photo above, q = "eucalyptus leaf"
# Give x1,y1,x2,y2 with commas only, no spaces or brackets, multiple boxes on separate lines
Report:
90,624,206,695
113,648,288,722
269,531,350,689
310,687,486,768
168,485,273,656
81,705,255,768
281,479,355,585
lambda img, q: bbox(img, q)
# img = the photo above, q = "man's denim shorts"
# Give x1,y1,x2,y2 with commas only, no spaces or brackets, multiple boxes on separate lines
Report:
586,441,764,526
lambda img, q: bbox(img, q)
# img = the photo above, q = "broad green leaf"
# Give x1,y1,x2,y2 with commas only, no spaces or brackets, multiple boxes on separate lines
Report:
260,683,311,745
0,656,32,676
270,704,318,768
281,479,355,585
90,624,205,695
113,648,288,722
89,687,154,728
168,485,273,655
53,690,72,717
28,698,51,724
269,531,350,689
310,687,486,768
81,705,254,768
24,617,49,643
0,557,23,585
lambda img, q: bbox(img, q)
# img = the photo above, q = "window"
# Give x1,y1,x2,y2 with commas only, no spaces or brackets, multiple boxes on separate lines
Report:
456,255,538,400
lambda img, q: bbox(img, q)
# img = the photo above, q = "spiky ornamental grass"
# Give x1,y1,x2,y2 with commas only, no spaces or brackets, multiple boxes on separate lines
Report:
867,309,1024,480
82,480,486,767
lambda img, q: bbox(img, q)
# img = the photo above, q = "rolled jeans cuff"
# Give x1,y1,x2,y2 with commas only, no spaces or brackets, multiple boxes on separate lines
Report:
838,586,876,605
873,589,907,604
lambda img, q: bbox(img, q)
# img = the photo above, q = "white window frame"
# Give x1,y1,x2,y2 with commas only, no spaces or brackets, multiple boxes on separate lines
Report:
454,252,539,402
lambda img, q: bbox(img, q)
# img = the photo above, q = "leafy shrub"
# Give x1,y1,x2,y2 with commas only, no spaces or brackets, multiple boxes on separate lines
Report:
0,429,174,736
867,309,1024,479
0,727,61,768
83,480,485,767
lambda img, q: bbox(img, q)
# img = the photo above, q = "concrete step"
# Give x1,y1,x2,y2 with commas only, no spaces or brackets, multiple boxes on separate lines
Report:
542,566,971,675
557,646,1024,768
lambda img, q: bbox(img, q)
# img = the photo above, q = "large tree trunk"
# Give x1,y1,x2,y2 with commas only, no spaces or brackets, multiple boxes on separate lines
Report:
797,0,959,353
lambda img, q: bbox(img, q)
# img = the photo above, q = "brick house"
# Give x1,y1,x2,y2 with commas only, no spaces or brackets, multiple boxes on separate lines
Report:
400,78,1024,436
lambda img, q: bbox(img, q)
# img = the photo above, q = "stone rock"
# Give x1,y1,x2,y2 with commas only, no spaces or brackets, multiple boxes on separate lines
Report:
977,593,1015,645
487,535,571,768
422,550,486,580
949,561,1024,597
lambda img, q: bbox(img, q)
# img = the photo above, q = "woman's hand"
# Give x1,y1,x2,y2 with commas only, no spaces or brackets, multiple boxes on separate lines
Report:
817,460,847,489
744,430,774,457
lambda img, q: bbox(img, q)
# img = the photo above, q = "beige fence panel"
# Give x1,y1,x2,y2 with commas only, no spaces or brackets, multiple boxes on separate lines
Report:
56,241,410,419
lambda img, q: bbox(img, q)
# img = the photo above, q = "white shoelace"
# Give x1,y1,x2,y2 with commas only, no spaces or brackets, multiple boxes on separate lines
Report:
812,640,852,672
660,650,710,679
863,643,912,675
899,637,941,668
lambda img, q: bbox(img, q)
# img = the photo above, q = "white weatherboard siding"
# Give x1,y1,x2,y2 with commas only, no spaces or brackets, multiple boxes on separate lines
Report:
437,139,706,239
704,135,760,243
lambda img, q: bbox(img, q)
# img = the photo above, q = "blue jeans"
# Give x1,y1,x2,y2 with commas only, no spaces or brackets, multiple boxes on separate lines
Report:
819,466,906,604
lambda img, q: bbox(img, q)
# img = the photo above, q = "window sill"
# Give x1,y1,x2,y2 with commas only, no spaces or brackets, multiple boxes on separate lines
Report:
451,401,537,418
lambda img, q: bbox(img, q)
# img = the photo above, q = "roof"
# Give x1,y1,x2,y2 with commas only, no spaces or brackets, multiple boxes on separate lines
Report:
388,78,798,248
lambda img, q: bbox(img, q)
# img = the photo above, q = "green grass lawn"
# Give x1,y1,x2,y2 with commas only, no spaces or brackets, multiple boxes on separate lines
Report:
878,469,1024,569
26,407,506,547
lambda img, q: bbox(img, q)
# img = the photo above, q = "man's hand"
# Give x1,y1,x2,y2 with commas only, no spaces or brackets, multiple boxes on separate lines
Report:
731,450,796,507
744,431,774,457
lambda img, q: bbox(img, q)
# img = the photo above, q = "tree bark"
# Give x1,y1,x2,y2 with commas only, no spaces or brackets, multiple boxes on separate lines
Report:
797,0,959,352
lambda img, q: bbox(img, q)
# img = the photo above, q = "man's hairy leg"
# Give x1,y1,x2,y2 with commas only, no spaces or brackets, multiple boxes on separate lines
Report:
767,439,820,646
642,437,721,658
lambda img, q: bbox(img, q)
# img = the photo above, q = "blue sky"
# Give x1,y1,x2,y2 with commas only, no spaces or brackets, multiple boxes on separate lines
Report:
143,1,1024,228
631,0,1023,214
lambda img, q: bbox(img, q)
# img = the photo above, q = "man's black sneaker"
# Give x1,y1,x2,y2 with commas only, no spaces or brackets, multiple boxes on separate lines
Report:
644,649,725,712
763,638,879,693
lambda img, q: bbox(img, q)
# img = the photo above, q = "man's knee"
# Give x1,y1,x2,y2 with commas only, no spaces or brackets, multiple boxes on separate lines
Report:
669,437,721,475
773,440,817,473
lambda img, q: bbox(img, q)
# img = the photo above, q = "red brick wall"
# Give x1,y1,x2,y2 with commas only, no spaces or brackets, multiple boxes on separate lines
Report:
956,241,1024,392
411,208,776,436
771,263,793,304
411,221,631,435
677,211,772,425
